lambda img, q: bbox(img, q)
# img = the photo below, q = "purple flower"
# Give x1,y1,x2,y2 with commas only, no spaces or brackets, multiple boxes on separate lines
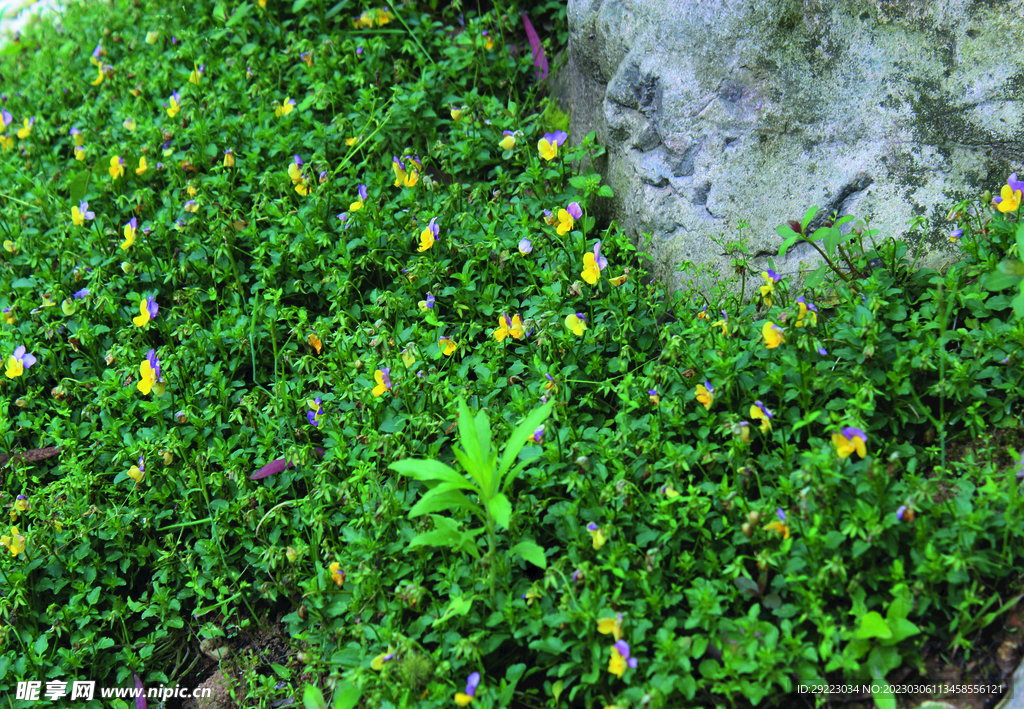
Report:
294,154,303,166
586,522,598,531
572,569,580,582
92,43,101,58
518,238,532,255
380,367,392,389
424,292,435,309
2,109,12,126
950,227,963,242
841,426,867,443
78,201,95,221
464,672,480,697
593,240,608,270
307,397,324,426
319,170,327,184
567,202,582,220
392,155,405,171
817,346,828,356
575,313,587,323
545,373,554,382
777,508,786,521
425,216,439,238
144,297,158,320
648,388,657,396
146,349,163,382
703,380,713,394
542,130,568,147
613,640,638,669
532,425,544,443
358,184,367,202
754,400,773,419
765,269,781,283
356,46,363,55
73,288,90,299
896,505,907,520
8,345,36,371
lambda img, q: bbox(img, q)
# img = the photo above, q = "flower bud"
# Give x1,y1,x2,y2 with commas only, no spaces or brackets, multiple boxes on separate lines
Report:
286,546,298,563
747,510,760,524
575,455,590,471
121,261,134,275
352,359,363,370
145,31,159,44
982,190,992,203
15,397,28,408
162,450,173,465
741,523,753,538
175,410,188,423
61,299,76,316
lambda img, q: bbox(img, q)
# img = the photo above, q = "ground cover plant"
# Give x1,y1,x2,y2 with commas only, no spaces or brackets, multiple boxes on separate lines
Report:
1,0,1024,708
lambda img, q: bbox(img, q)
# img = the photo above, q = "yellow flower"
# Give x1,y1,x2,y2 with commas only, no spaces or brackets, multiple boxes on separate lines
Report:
795,297,818,327
1,240,13,254
538,130,566,161
370,652,394,671
132,298,153,327
346,135,362,147
136,156,148,175
759,271,778,307
762,321,784,349
138,359,156,395
565,313,587,336
997,183,1022,213
72,205,85,227
581,253,601,284
439,337,457,356
695,381,714,410
712,318,728,336
90,57,105,85
275,97,296,117
451,108,463,122
328,561,345,587
609,273,628,286
454,694,473,707
121,218,138,251
401,349,416,368
307,333,322,354
187,185,198,197
499,132,516,151
74,146,85,161
123,117,136,131
765,521,790,540
166,92,182,118
418,217,439,252
17,117,34,139
749,401,772,433
831,427,868,459
127,462,144,484
663,485,680,499
494,313,525,342
1,135,14,150
223,149,235,167
1,526,26,556
189,63,203,85
586,523,606,549
109,156,125,180
597,614,624,641
556,208,575,235
372,368,392,397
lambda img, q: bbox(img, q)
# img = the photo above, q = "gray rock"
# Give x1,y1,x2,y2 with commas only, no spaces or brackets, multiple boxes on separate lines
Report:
995,657,1024,709
564,0,1024,301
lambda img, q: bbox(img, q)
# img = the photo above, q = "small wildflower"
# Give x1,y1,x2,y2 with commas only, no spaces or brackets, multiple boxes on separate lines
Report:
949,227,963,243
109,155,125,180
165,91,182,118
418,293,435,311
223,148,234,167
762,321,785,349
136,156,148,175
586,522,606,550
832,426,868,459
994,173,1023,213
597,614,624,641
760,269,782,307
538,130,568,161
121,217,137,250
454,672,481,707
494,313,525,342
499,130,516,151
145,31,159,44
350,183,368,211
370,651,395,671
439,336,457,356
328,561,345,587
372,367,392,397
794,296,818,327
608,640,638,679
132,297,159,328
4,345,36,378
127,453,145,484
418,217,439,252
123,117,136,131
483,30,493,50
276,97,296,117
750,401,773,433
565,313,587,336
71,200,95,226
1,526,26,556
649,388,660,405
17,117,34,139
695,380,714,410
73,288,91,299
518,238,532,255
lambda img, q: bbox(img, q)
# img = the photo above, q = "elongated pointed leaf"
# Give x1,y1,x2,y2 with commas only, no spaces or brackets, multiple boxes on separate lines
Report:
520,11,549,82
453,447,491,494
497,400,555,496
801,205,818,233
487,493,512,530
389,458,464,485
409,488,482,519
250,447,325,480
456,398,485,473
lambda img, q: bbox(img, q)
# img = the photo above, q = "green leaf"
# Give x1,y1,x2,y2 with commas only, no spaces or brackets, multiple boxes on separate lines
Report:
212,2,227,22
997,259,1024,277
408,487,482,519
1013,284,1024,318
883,617,920,644
982,268,1021,291
487,493,512,529
389,459,464,485
775,224,801,258
331,680,361,709
68,170,91,205
226,2,251,25
303,685,328,709
292,0,311,11
510,540,546,569
801,205,819,233
431,596,474,627
325,1,348,18
568,175,588,189
853,611,892,640
240,43,258,56
0,42,22,56
496,399,555,496
597,184,614,198
805,263,828,289
456,399,487,481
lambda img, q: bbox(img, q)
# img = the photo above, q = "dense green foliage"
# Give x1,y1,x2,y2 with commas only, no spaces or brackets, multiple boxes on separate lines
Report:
1,0,1023,708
